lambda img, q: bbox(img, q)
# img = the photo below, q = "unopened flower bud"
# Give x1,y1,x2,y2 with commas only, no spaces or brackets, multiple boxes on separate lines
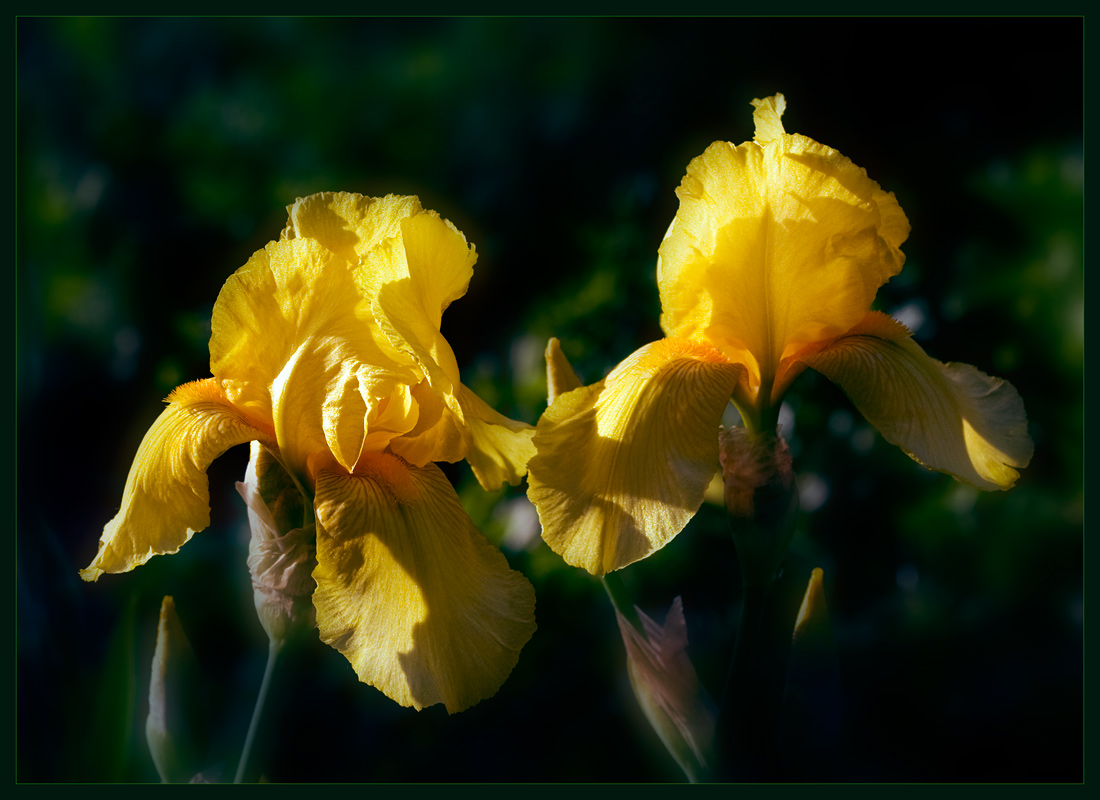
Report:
545,337,582,403
780,568,842,777
236,443,317,647
614,597,716,782
147,596,200,783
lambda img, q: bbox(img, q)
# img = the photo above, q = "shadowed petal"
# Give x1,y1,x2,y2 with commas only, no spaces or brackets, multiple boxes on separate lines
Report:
527,338,744,575
81,379,273,581
312,454,536,713
800,312,1033,490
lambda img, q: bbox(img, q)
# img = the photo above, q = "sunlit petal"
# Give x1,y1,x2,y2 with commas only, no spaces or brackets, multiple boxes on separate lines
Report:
211,236,418,480
281,192,420,264
358,210,475,395
456,384,535,490
800,312,1033,490
750,93,787,145
527,338,744,575
657,94,909,390
81,379,272,581
312,454,536,713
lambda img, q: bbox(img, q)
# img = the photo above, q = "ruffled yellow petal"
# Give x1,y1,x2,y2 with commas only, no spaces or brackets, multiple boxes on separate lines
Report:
354,207,483,468
281,192,421,264
81,379,273,581
657,95,910,396
455,384,535,490
311,454,536,713
211,235,420,481
211,193,481,481
750,93,787,145
526,338,744,575
388,378,470,468
358,210,475,394
799,312,1033,490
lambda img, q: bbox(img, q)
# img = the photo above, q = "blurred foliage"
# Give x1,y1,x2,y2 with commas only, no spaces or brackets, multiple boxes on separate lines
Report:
18,17,1081,783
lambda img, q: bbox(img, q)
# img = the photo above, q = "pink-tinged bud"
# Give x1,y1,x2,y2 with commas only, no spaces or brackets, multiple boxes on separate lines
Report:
236,443,316,647
718,426,799,587
614,597,716,782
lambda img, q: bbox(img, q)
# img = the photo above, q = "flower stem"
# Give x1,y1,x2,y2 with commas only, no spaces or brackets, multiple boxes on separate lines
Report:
602,571,642,634
717,580,777,780
234,639,282,784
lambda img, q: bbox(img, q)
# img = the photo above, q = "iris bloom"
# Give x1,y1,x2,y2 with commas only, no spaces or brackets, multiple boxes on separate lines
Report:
82,192,537,713
527,94,1032,576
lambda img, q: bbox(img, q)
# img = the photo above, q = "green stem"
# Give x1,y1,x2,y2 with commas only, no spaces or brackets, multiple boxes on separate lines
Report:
718,580,778,780
602,572,642,634
234,639,282,784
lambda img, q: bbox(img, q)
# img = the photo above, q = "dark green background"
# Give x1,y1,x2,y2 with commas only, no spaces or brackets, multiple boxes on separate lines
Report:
18,17,1082,782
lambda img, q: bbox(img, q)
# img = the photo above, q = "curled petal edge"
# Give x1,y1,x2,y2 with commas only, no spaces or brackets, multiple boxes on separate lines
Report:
81,379,273,581
798,312,1033,491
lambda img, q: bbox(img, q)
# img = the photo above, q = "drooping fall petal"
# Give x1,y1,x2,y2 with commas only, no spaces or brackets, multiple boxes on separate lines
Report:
656,94,910,395
527,338,744,575
311,454,536,713
799,312,1033,490
81,379,272,581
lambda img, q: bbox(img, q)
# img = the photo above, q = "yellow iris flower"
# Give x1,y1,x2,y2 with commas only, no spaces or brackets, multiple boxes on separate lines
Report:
527,94,1033,576
82,192,537,713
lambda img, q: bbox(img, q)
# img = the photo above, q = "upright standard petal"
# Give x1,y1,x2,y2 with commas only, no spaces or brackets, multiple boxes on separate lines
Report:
281,192,421,264
358,211,474,390
81,379,273,581
211,235,418,480
527,338,745,575
311,454,536,713
356,207,481,467
657,96,910,395
799,312,1033,490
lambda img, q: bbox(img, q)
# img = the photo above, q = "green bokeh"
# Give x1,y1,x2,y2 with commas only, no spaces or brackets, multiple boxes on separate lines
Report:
18,17,1081,782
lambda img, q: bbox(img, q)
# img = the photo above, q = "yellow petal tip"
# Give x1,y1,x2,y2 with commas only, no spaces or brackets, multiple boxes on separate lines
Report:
751,93,787,144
